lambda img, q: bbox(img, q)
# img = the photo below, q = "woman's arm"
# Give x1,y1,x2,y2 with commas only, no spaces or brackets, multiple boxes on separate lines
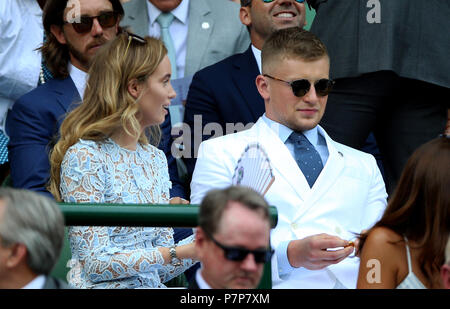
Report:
60,144,189,284
357,227,401,289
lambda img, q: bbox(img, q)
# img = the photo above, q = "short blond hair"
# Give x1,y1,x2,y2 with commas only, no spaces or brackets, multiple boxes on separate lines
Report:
261,27,329,74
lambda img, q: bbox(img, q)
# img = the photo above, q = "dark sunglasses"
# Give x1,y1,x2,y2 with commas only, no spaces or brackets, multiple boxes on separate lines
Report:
64,11,119,34
206,231,274,264
264,74,335,97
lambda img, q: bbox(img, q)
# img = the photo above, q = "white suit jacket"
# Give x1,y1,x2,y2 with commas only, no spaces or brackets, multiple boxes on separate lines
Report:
121,0,250,77
190,118,387,289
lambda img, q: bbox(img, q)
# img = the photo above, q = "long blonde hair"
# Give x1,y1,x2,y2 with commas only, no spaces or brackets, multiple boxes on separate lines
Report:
49,33,167,201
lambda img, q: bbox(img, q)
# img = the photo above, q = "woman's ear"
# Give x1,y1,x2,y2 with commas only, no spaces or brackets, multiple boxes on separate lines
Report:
127,79,141,99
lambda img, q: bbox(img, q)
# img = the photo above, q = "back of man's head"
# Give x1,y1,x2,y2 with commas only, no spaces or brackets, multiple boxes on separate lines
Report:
0,188,65,278
261,27,328,74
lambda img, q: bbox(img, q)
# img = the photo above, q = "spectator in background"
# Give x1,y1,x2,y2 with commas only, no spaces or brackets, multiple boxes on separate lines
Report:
357,136,450,289
442,236,450,289
49,33,198,288
121,0,250,79
183,0,306,180
0,188,68,289
190,28,387,289
192,186,273,289
0,0,48,183
307,0,450,194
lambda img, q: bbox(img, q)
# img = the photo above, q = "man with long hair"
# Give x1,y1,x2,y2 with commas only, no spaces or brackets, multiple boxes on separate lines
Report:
6,0,186,202
6,0,123,197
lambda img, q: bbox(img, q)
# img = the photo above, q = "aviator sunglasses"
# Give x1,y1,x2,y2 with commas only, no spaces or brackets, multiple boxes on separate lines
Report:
264,74,335,97
64,11,119,34
205,230,274,264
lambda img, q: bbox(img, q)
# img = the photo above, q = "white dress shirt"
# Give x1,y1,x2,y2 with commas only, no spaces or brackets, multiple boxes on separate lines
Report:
0,0,43,133
22,275,46,289
68,63,88,100
251,44,262,74
196,268,212,289
146,0,190,78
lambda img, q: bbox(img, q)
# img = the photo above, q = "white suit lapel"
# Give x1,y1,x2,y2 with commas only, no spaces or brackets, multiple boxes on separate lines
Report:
291,126,346,221
252,119,310,201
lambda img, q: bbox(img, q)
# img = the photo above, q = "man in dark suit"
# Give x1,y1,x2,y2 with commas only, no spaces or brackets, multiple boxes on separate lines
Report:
0,188,70,289
6,0,186,199
190,186,272,289
307,0,450,194
183,0,307,179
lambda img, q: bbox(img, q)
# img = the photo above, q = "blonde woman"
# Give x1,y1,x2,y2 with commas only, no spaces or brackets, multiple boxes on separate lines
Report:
49,33,197,288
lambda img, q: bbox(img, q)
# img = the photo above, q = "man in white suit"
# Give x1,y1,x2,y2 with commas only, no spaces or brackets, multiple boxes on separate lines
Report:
190,27,387,289
120,0,250,78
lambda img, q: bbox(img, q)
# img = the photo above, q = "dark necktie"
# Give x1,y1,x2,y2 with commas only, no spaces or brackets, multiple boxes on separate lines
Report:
288,132,323,187
156,12,177,79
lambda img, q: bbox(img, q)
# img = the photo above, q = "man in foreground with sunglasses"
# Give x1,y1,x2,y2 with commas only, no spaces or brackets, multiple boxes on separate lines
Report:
190,27,387,289
192,186,272,289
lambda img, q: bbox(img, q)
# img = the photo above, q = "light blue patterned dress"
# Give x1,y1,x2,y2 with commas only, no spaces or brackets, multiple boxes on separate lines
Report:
59,138,195,289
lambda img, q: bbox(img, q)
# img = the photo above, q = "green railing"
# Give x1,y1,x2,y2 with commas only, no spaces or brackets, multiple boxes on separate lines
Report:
54,203,278,289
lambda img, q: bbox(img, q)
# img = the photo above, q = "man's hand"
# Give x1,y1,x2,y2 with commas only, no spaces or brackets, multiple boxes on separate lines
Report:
287,233,354,270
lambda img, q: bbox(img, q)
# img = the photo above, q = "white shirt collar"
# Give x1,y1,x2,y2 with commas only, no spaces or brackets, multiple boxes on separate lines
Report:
196,268,212,289
69,63,88,99
261,114,320,146
251,44,262,74
147,0,190,26
22,275,46,289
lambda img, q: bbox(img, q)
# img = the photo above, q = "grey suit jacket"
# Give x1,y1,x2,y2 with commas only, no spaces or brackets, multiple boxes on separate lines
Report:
121,0,250,77
308,0,450,88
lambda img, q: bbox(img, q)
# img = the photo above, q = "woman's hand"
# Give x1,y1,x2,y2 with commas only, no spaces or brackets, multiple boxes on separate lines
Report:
169,197,190,204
